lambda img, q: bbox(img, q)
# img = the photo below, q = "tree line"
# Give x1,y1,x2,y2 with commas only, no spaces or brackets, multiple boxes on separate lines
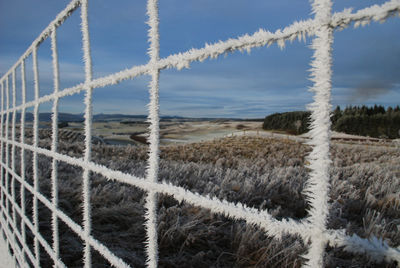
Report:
263,105,400,139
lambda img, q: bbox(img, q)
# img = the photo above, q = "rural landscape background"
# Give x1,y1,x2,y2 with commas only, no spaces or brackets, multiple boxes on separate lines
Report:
4,105,399,267
1,0,400,267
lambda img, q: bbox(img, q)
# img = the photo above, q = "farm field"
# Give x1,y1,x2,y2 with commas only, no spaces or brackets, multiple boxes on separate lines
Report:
31,119,263,145
5,122,399,268
19,118,395,146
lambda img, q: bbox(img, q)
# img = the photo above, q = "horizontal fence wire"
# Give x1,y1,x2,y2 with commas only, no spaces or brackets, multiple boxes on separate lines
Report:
0,0,399,267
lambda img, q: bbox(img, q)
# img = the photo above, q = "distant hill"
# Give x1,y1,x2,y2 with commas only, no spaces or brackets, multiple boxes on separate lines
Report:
263,105,400,139
14,113,84,122
93,114,147,122
15,113,262,123
16,113,149,123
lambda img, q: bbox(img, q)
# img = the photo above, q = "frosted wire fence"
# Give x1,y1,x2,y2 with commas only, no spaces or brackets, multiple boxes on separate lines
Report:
0,0,400,267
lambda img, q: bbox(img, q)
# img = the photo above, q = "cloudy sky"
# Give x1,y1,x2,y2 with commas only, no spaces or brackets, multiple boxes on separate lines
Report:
0,0,399,118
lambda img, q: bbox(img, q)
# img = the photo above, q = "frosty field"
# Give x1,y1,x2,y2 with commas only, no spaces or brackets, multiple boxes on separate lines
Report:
5,124,399,267
40,119,263,145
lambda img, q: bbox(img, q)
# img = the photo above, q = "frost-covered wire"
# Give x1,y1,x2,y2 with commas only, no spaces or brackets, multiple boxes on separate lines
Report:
326,229,400,264
302,0,334,267
50,26,61,266
0,0,81,82
156,19,315,71
20,58,28,265
0,82,16,264
331,0,400,30
32,45,41,268
2,134,400,264
0,185,36,267
0,63,150,116
10,69,18,265
0,204,24,266
145,0,161,267
12,145,307,236
80,0,94,266
0,176,67,267
0,1,398,90
0,136,309,236
4,76,10,231
0,161,131,268
2,0,399,116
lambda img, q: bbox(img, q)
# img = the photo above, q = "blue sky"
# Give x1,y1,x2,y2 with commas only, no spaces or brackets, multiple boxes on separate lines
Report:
0,0,399,118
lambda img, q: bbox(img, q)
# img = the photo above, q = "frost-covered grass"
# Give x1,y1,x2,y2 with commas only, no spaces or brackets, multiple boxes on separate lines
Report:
6,135,399,267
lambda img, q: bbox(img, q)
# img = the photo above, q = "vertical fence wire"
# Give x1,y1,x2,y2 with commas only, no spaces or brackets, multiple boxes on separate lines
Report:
80,0,94,266
50,26,61,266
5,76,9,219
303,0,334,267
4,76,11,250
4,74,20,265
32,45,41,268
0,206,19,266
0,176,24,266
20,58,28,266
0,82,8,264
144,0,161,266
11,70,17,223
11,68,18,265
